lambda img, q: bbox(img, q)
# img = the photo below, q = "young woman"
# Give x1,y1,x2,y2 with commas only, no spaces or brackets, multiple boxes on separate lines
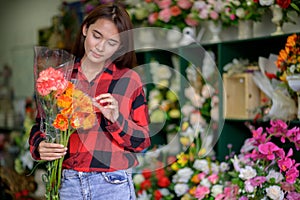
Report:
29,3,150,199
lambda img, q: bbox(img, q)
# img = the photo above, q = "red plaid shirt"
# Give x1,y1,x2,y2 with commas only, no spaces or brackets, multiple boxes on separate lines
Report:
29,61,150,172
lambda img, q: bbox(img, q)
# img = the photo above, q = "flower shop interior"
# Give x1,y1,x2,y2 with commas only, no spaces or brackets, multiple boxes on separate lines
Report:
1,0,300,199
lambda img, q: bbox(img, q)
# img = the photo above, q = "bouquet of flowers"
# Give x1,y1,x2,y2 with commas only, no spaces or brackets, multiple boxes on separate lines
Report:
144,0,199,30
222,0,265,26
33,47,96,200
276,33,300,79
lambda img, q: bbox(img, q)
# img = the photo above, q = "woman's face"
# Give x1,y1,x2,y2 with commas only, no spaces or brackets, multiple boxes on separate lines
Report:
83,18,120,65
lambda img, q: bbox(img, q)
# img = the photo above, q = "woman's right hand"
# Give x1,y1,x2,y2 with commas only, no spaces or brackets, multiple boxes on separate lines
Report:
38,141,67,161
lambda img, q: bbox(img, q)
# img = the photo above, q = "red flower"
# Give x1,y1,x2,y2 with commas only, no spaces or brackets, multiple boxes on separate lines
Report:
157,176,171,188
154,190,163,200
142,168,152,179
141,179,152,190
276,0,291,9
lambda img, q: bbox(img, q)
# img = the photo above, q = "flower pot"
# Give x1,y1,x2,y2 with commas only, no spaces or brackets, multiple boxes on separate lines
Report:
238,20,253,40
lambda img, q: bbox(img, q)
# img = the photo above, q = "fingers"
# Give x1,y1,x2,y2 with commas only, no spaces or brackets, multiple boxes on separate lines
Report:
94,93,118,107
38,141,68,161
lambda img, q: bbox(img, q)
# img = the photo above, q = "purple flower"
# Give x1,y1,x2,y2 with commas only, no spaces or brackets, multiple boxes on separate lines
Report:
250,176,266,187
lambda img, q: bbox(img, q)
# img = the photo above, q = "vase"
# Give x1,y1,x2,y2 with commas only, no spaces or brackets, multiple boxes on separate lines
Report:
208,20,222,42
270,4,284,35
238,20,253,39
287,75,300,119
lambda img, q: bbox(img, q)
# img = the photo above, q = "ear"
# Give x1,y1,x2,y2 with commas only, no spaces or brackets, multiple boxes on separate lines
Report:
82,25,88,36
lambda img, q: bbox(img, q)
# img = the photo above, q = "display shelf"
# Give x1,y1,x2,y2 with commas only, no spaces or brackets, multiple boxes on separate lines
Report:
136,32,300,161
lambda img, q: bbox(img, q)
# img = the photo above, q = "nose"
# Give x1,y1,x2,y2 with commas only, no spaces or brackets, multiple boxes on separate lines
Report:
95,40,105,51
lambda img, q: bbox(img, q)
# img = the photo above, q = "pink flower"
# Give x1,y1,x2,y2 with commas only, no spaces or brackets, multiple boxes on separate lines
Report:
215,193,225,200
185,14,199,26
258,142,280,160
266,119,288,139
194,186,210,200
285,167,299,184
177,0,192,10
170,5,181,17
36,67,68,96
158,8,172,22
229,14,235,20
156,0,172,9
208,173,219,184
210,10,219,20
278,149,294,171
244,180,254,193
286,191,300,200
148,12,159,24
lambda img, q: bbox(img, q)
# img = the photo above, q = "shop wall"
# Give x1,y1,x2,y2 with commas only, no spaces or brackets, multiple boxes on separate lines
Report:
0,0,62,99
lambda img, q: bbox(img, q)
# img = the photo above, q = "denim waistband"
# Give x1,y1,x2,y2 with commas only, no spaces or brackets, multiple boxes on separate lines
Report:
62,168,132,178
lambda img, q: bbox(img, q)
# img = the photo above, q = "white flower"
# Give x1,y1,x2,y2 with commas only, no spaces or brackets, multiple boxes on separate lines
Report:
200,178,211,188
176,167,194,183
211,162,220,174
211,185,223,197
181,104,195,117
266,170,284,183
193,159,210,173
210,106,219,121
236,8,246,18
259,0,274,6
133,174,145,185
239,166,257,180
266,185,284,200
174,183,189,197
159,188,170,196
137,190,151,200
219,162,230,172
201,84,215,99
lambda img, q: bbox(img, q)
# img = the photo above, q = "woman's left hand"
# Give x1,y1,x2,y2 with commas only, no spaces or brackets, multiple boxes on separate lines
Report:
93,93,119,123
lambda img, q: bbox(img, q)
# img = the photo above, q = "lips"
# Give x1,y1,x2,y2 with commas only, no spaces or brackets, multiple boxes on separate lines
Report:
91,50,103,58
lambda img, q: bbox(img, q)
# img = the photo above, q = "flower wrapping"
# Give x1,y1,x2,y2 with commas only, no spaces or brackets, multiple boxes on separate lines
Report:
33,46,96,199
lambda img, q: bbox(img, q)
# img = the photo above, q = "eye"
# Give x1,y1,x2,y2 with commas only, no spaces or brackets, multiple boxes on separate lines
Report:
93,32,102,39
107,40,118,46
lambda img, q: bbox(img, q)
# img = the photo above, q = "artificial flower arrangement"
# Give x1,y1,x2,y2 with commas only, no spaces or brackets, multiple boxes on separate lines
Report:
222,0,265,26
32,47,96,200
144,0,200,30
258,0,300,23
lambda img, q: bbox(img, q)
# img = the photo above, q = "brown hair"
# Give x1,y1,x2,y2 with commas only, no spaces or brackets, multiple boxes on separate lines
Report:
71,3,136,68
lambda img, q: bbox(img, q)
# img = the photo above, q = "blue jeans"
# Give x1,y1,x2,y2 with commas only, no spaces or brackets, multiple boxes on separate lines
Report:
59,169,136,200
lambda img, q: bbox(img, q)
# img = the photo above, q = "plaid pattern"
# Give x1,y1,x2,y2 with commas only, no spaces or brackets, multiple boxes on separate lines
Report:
30,61,150,172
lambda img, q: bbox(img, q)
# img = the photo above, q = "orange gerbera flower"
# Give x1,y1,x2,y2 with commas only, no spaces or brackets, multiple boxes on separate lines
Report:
53,114,69,131
57,94,72,109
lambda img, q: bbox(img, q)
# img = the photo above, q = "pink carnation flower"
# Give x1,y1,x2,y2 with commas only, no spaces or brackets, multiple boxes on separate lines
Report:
36,67,68,96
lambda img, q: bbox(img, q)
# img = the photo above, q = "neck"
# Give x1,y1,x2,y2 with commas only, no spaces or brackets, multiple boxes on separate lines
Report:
81,58,105,82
